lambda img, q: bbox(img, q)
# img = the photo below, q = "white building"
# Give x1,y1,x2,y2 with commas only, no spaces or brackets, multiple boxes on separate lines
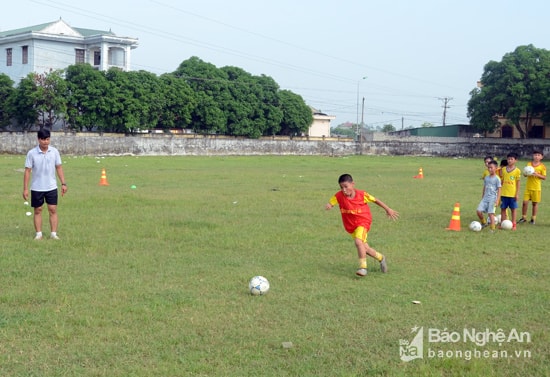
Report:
308,108,336,137
0,18,138,84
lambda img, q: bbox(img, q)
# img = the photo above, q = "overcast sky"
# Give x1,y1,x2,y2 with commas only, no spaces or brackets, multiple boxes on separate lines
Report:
2,0,549,129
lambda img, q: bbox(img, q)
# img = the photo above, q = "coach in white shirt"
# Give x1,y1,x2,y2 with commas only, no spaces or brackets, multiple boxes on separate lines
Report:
22,129,68,240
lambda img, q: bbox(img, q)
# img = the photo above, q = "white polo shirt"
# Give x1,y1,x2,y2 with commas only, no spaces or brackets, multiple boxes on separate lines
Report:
25,145,62,192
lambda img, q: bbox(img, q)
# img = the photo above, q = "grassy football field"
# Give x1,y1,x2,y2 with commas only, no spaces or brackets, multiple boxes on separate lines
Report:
0,154,548,376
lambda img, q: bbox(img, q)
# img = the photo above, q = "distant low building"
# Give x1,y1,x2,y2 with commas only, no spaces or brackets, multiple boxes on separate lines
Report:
0,18,138,84
309,108,336,137
389,124,477,137
389,116,549,139
485,115,548,139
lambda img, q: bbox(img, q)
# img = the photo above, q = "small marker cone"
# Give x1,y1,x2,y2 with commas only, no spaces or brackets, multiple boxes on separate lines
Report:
99,168,109,186
446,202,461,231
413,168,424,179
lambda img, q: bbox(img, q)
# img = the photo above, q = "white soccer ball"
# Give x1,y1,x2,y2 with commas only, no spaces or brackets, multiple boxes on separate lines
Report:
523,165,535,176
249,276,270,296
487,214,501,225
469,221,482,232
500,219,513,230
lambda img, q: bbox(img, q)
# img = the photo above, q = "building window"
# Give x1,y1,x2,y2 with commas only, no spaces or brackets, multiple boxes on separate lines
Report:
22,45,28,64
75,49,85,64
6,48,12,66
94,51,101,66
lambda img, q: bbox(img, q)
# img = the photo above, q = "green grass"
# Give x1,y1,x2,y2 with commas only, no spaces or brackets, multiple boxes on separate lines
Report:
0,154,548,376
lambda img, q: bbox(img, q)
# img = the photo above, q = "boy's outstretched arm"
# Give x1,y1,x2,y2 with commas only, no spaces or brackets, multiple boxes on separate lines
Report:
325,196,338,210
374,199,399,220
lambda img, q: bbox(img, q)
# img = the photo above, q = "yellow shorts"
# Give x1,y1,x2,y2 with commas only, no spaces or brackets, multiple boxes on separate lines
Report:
523,189,542,203
350,226,369,243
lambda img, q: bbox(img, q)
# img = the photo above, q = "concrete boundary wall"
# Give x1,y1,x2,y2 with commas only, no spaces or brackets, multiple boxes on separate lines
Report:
1,132,549,158
363,133,550,158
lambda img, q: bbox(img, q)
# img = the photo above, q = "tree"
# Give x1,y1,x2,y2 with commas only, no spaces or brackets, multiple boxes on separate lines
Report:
218,67,285,138
125,70,165,133
66,65,196,133
219,65,262,138
255,74,283,136
7,56,313,136
277,90,313,136
467,45,550,138
65,64,112,131
174,57,307,138
12,75,40,130
174,57,228,134
103,68,159,133
34,70,68,129
12,70,67,130
381,124,396,132
157,74,196,130
0,74,15,130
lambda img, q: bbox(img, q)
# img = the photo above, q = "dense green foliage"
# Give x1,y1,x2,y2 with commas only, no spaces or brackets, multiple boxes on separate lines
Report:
0,74,14,129
467,45,550,138
173,57,310,137
1,155,548,376
0,57,312,137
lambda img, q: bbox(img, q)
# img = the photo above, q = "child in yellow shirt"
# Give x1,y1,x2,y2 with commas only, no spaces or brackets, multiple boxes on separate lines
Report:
519,150,547,225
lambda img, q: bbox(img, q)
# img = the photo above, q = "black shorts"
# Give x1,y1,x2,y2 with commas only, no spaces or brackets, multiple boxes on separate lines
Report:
31,189,58,208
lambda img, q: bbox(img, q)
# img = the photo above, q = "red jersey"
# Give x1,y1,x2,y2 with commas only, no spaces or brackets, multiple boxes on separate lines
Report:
330,189,376,233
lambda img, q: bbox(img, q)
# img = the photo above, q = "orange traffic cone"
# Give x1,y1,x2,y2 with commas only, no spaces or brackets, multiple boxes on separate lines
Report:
413,168,424,179
446,202,461,231
99,168,109,186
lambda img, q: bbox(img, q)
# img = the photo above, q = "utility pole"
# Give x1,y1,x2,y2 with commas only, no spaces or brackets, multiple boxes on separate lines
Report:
360,97,365,134
439,97,453,126
356,76,367,141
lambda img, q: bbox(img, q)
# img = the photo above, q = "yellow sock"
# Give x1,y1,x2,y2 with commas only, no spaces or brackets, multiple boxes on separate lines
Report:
359,258,367,269
480,219,487,225
374,252,384,262
490,224,496,230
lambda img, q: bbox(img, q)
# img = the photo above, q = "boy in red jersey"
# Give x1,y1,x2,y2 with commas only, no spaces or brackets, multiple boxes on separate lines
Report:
325,174,399,277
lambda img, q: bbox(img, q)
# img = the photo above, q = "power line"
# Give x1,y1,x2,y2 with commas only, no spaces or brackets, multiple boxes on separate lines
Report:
24,0,471,126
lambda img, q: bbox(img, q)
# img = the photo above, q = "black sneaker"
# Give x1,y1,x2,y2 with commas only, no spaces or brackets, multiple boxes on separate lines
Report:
518,218,527,224
530,219,535,225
